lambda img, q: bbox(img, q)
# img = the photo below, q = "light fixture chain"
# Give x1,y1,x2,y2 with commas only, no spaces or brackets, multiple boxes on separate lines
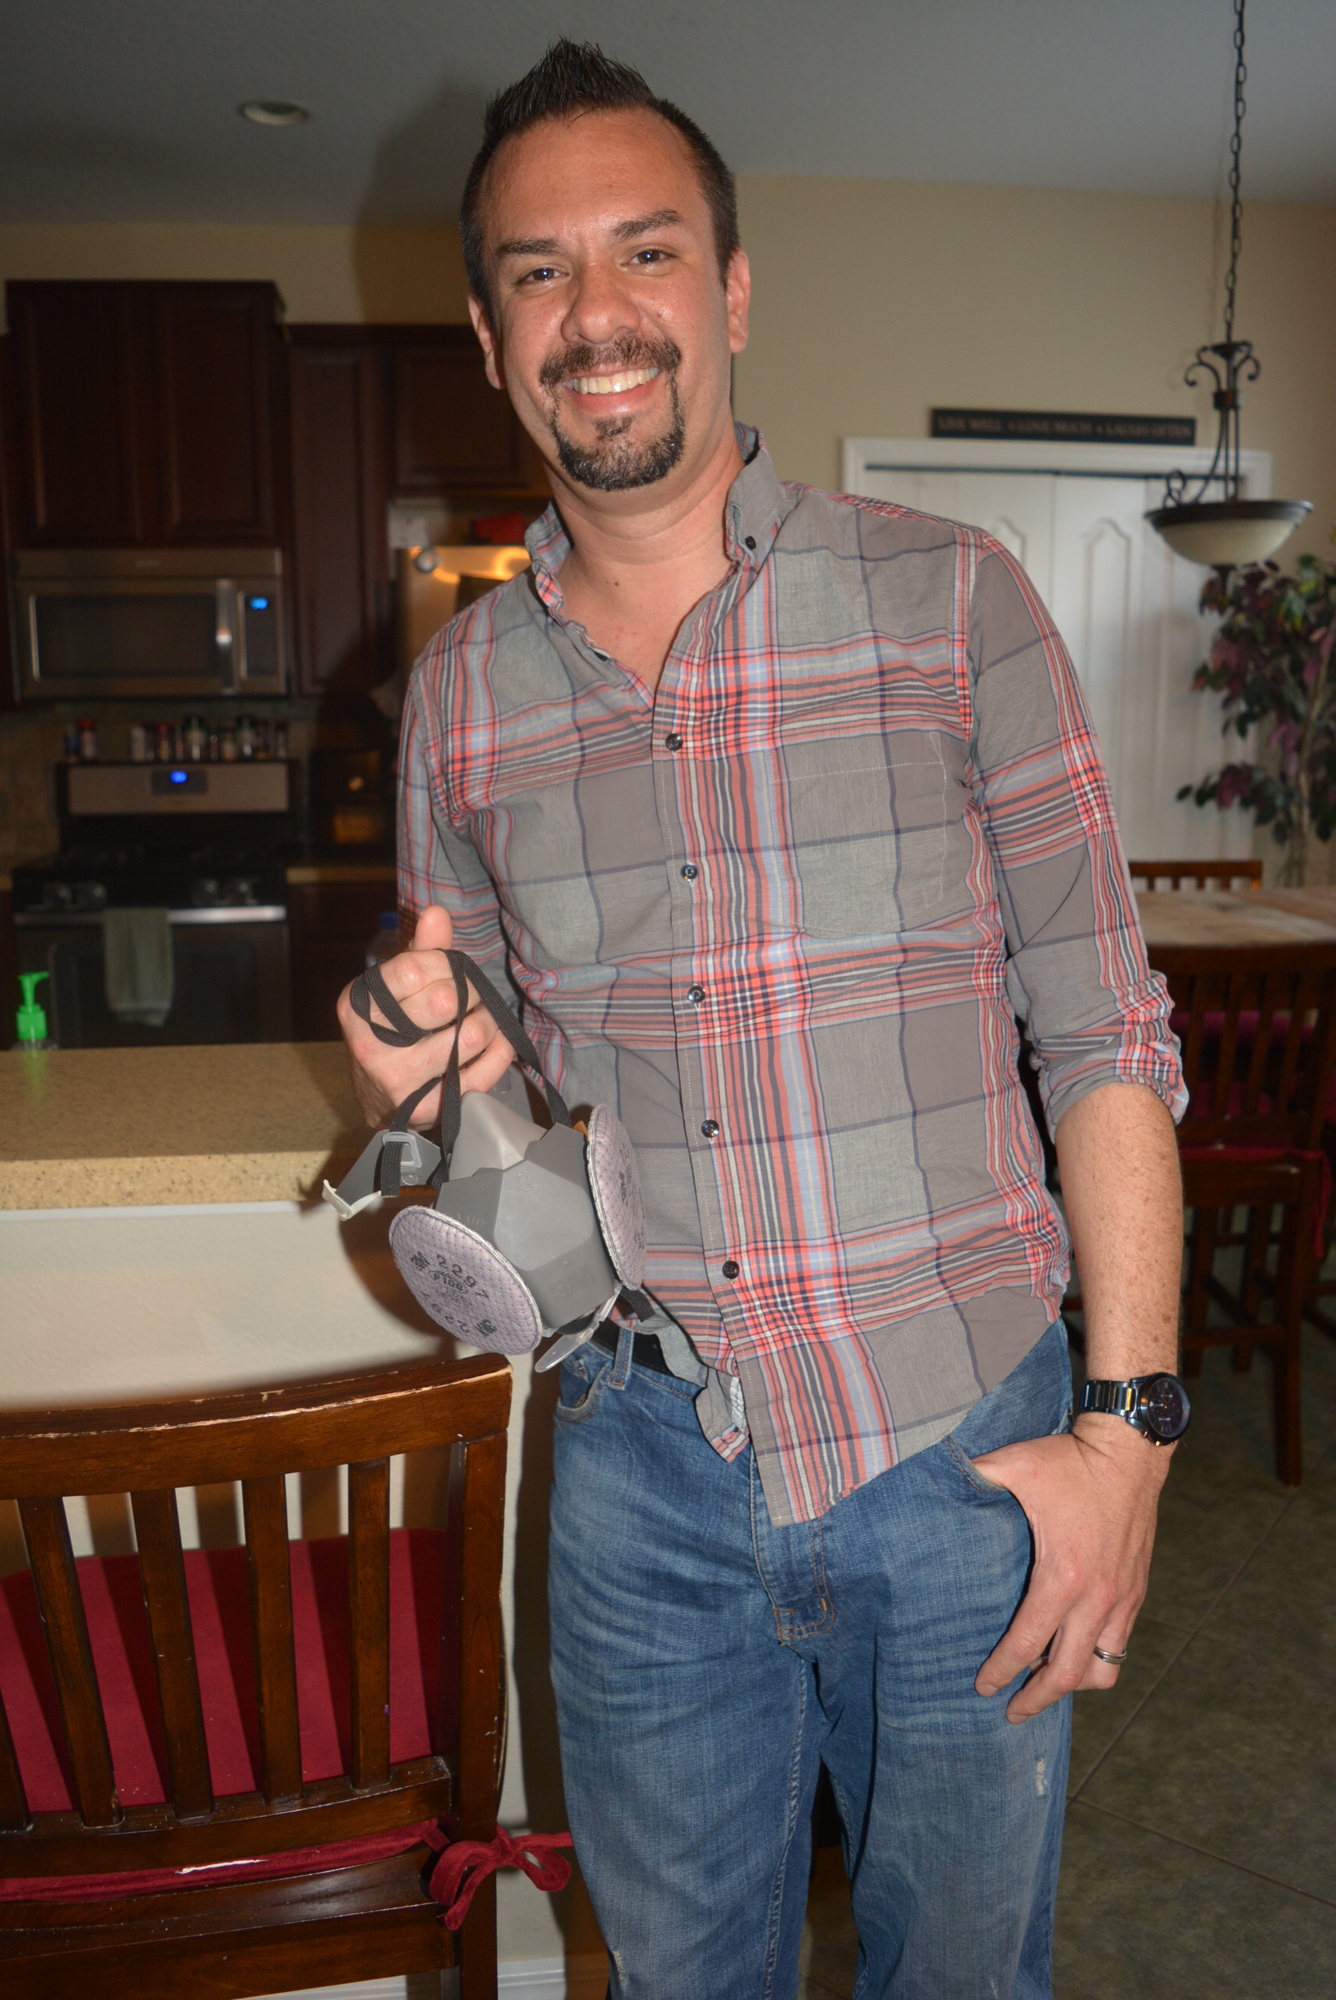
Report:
1224,0,1247,347
1147,0,1310,561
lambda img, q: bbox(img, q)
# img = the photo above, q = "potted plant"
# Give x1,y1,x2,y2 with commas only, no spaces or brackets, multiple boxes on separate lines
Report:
1178,552,1336,885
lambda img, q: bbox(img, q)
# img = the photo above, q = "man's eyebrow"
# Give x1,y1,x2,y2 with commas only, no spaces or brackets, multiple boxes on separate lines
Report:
612,208,684,241
494,236,561,260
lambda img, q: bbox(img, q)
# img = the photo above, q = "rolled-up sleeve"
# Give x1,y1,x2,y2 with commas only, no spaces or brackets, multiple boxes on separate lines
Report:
967,540,1187,1134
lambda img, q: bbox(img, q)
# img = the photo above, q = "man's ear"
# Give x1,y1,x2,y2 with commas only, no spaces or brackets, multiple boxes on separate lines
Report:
468,294,506,391
725,248,751,358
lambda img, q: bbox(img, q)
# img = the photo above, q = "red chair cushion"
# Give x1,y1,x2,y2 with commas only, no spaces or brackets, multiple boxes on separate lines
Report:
0,1527,446,1813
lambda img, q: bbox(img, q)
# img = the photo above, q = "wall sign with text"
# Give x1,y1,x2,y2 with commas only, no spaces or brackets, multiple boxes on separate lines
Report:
931,409,1196,446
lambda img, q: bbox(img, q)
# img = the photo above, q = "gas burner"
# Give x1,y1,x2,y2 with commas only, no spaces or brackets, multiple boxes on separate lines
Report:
223,875,260,906
73,880,108,911
190,877,225,908
54,842,143,877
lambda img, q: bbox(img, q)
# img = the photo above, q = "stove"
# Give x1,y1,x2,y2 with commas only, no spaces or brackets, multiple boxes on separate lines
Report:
15,841,287,917
13,762,300,1047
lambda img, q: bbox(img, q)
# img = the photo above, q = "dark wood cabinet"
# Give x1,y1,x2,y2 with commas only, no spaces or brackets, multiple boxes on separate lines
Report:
9,284,145,544
287,334,391,698
151,286,279,543
289,878,397,1042
7,280,282,549
0,889,15,1031
387,328,541,494
0,332,21,709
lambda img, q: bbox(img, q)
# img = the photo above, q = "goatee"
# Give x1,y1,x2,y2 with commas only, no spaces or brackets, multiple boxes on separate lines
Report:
540,334,685,493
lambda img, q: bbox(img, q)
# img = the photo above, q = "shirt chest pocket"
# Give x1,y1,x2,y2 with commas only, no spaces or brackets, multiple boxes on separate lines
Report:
787,745,975,939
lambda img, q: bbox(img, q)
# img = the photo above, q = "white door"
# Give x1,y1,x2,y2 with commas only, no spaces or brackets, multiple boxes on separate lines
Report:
846,459,1253,864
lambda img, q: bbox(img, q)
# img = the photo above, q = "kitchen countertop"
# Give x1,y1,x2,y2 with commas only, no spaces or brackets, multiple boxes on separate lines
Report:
0,1042,370,1209
285,859,396,885
2,859,395,894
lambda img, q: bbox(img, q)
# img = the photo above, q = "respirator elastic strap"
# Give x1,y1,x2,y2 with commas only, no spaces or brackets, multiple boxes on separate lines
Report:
348,949,575,1180
440,951,573,1134
351,963,426,1048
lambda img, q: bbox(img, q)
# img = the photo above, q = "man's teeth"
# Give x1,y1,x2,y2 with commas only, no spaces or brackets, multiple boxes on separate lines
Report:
567,367,661,396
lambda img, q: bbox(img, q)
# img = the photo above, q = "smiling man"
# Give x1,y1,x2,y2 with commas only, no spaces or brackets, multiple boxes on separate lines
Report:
340,40,1188,2000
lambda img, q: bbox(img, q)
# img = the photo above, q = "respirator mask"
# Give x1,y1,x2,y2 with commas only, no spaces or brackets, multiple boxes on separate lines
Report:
323,950,648,1372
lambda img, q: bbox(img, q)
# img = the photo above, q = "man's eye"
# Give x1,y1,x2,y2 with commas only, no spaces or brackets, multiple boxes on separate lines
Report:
520,266,560,285
631,248,669,266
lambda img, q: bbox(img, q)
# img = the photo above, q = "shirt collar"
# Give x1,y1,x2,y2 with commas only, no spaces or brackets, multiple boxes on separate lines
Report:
524,423,787,622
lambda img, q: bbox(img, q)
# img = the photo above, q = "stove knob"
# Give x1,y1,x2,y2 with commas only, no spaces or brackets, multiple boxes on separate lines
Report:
43,881,75,910
190,877,223,908
74,880,108,911
223,875,260,905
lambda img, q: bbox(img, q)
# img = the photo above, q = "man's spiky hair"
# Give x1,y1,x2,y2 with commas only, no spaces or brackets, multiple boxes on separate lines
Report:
461,40,739,324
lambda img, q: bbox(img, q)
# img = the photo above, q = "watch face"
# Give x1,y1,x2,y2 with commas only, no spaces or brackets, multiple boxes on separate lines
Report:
1137,1373,1191,1442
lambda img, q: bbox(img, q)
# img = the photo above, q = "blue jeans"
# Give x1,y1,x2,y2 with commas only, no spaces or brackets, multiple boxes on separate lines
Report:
548,1321,1073,2000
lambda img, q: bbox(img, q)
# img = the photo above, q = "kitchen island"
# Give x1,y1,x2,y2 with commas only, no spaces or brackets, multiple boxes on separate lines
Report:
1,1040,366,1208
0,1041,604,1992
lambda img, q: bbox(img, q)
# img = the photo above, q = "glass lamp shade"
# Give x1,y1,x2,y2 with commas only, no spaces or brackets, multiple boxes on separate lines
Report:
1146,498,1312,569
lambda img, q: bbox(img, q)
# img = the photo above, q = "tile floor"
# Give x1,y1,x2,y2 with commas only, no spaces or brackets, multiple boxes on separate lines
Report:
797,1324,1336,1999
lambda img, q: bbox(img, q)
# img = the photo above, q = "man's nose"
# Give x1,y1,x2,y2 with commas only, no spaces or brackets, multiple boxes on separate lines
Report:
561,258,639,348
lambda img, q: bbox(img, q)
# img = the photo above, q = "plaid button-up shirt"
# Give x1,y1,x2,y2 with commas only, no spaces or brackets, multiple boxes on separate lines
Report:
399,430,1184,1526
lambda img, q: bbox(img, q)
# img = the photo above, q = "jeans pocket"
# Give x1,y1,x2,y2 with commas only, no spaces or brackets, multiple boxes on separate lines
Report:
554,1349,614,1425
943,1430,1019,1501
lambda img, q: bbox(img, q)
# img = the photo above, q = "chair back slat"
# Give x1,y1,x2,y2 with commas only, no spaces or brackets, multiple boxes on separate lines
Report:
347,1458,391,1790
1246,976,1278,1114
241,1473,303,1804
1129,858,1263,892
129,1487,215,1820
1213,971,1243,1119
0,1677,30,1831
17,1495,119,1828
449,1433,508,1843
1157,945,1336,1151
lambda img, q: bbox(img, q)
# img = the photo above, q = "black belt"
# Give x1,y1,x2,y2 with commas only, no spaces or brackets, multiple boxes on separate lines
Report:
590,1322,675,1376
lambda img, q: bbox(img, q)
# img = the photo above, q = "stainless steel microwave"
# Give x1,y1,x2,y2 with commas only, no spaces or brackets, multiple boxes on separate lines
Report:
12,547,287,701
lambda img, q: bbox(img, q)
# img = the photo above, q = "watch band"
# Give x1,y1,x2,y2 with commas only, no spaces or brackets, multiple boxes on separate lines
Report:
1081,1379,1144,1419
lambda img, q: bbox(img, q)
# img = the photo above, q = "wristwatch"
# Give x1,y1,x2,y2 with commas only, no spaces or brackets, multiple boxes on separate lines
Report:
1079,1373,1191,1444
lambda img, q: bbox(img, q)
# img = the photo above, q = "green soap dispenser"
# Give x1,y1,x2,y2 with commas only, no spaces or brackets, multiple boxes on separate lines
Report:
14,971,57,1051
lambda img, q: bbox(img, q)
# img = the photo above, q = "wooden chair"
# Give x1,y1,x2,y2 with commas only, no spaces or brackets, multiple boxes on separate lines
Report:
1155,944,1336,1484
0,1355,512,1999
1128,858,1263,893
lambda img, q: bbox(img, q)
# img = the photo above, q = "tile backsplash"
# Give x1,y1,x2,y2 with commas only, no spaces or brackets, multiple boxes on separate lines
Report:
0,711,65,863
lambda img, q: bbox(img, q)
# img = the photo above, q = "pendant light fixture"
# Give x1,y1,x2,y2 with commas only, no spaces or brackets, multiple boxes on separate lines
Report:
1146,0,1310,573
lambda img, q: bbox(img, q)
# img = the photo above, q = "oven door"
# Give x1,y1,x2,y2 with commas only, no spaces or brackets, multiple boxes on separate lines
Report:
15,909,292,1048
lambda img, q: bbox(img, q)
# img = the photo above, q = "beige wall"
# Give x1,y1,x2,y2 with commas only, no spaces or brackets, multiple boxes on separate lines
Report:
733,175,1336,561
0,222,470,323
3,176,1334,559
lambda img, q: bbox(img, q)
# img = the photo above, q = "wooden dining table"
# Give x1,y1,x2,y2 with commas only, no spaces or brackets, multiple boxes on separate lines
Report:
1136,886,1336,956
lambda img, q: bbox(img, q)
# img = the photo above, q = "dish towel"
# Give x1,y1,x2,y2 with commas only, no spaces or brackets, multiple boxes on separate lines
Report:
103,907,175,1027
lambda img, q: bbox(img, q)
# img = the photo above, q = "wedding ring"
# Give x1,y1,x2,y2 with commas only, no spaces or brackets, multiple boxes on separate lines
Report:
1092,1645,1129,1665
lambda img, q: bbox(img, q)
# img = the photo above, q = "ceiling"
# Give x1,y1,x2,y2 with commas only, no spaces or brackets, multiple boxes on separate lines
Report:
3,0,1335,226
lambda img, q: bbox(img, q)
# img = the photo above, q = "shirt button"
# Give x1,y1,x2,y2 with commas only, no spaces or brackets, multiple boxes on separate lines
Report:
687,985,705,1004
665,732,684,751
721,1260,740,1280
680,863,698,880
744,536,757,551
701,1119,719,1139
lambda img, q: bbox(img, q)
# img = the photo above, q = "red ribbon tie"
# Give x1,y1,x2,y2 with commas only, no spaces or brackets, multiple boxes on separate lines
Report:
423,1826,574,1928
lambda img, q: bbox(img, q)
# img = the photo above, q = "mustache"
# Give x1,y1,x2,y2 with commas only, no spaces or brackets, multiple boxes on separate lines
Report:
538,332,681,392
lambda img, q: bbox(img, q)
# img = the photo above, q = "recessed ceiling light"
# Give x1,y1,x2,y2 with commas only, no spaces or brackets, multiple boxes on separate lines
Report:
239,100,311,127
